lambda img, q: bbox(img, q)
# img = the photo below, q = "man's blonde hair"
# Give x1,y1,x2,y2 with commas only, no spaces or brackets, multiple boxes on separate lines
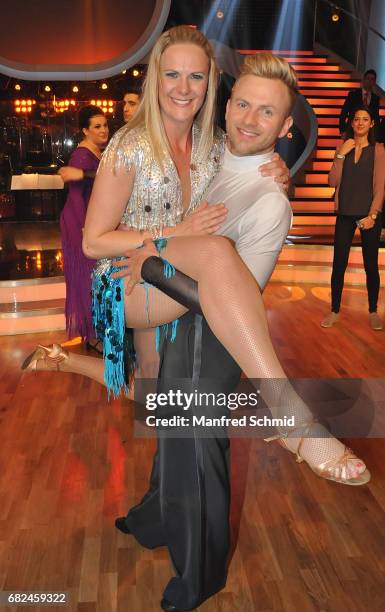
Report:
238,52,299,113
127,25,218,167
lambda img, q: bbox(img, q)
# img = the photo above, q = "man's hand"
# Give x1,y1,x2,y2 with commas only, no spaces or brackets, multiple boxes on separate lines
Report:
111,239,159,295
58,166,84,182
260,153,290,192
173,201,227,236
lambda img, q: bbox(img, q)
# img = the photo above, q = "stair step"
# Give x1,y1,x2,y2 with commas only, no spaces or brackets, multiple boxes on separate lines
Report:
292,215,336,225
238,49,316,56
298,80,359,87
301,89,351,96
290,198,334,212
295,186,335,198
298,72,353,79
291,200,334,211
313,108,341,116
304,173,329,184
318,127,340,136
0,276,65,304
0,298,65,317
271,261,385,286
317,117,340,125
292,64,341,71
279,243,385,265
308,98,345,106
317,137,340,147
0,297,65,335
313,149,335,159
311,161,333,171
286,57,328,64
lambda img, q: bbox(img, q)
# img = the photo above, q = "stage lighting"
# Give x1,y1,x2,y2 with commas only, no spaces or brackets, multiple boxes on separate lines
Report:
132,69,140,77
331,12,339,22
101,83,108,90
14,83,21,91
216,10,224,19
122,69,127,74
44,85,51,92
72,85,79,93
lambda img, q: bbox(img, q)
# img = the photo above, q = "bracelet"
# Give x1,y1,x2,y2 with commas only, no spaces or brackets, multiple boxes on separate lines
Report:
150,226,163,241
335,153,345,160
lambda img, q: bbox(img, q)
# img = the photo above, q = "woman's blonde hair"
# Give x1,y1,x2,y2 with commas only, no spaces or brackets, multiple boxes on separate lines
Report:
128,25,218,166
239,52,299,113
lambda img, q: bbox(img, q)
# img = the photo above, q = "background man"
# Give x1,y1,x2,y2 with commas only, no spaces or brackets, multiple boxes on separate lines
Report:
339,69,380,137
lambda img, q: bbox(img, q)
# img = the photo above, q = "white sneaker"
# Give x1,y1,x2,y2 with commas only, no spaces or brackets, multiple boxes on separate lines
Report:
369,312,383,330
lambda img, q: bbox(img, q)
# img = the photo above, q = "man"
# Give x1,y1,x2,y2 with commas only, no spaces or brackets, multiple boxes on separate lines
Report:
115,53,295,611
339,69,380,137
58,89,140,183
122,89,140,123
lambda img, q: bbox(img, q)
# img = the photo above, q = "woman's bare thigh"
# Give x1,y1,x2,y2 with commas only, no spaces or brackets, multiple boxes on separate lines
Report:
124,282,187,328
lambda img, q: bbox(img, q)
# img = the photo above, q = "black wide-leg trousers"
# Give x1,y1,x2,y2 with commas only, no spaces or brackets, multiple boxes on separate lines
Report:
123,312,241,610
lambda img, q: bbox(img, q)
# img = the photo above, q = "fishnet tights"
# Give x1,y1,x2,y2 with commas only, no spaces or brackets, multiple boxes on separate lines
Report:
123,235,366,479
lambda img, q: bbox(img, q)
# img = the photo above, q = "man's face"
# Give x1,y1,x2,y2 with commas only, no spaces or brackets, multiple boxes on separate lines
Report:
123,93,140,122
362,73,376,92
225,75,293,157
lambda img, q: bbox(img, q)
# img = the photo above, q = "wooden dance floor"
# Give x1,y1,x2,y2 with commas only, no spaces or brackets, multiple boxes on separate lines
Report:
1,282,385,611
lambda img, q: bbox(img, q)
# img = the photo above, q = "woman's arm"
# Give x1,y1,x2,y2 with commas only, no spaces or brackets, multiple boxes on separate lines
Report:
83,165,152,258
370,143,385,216
83,165,228,259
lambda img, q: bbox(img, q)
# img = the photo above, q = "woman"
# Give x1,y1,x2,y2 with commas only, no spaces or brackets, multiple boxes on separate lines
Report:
59,105,109,343
24,27,368,486
321,106,385,330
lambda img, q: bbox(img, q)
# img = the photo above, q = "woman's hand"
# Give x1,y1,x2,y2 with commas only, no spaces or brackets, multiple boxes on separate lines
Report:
260,153,290,192
357,216,375,231
173,201,227,237
338,139,355,157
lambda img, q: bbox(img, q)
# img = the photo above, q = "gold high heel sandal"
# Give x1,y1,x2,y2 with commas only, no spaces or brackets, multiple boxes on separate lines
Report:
21,344,68,371
265,423,371,486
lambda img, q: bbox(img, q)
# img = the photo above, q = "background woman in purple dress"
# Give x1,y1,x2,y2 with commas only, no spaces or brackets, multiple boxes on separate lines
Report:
59,105,109,343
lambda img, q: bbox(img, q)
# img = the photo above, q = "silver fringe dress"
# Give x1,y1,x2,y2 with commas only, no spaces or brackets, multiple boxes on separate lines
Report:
92,123,225,397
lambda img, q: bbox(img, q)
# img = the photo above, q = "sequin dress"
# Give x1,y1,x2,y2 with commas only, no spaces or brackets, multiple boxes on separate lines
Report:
92,123,225,397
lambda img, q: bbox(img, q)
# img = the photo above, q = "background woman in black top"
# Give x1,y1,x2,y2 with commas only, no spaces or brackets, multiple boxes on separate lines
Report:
322,106,385,330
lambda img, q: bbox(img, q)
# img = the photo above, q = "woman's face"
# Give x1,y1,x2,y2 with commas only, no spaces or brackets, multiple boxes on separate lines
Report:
352,110,373,138
83,114,109,148
158,43,209,129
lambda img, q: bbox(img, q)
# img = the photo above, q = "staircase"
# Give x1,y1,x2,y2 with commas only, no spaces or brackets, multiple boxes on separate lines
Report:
266,50,385,287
